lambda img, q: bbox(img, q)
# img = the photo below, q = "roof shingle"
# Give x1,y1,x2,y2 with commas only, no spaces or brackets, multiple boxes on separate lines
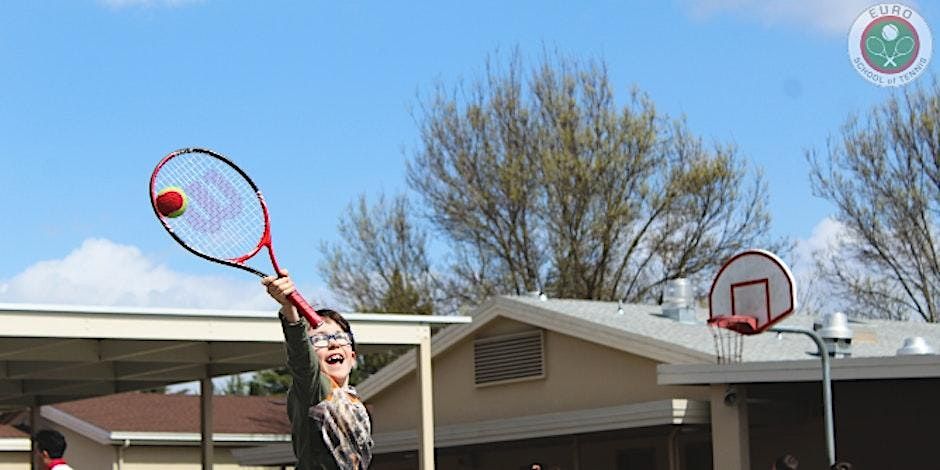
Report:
51,393,289,434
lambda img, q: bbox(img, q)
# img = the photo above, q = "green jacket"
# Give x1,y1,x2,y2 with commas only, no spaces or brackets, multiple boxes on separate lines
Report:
282,316,339,470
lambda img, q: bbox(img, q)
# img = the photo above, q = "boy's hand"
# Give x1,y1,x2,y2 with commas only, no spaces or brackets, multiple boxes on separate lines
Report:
262,271,300,323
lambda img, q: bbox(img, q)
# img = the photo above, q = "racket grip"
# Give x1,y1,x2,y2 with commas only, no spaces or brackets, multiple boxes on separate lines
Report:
287,291,323,327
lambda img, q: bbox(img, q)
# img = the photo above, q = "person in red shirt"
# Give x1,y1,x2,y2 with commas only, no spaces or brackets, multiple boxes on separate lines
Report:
33,429,74,470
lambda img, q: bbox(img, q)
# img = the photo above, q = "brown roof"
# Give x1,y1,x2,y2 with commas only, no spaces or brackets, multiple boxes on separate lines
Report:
0,424,28,438
51,393,289,435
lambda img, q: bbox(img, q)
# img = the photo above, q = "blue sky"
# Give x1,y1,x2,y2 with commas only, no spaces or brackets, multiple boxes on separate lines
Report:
0,0,935,312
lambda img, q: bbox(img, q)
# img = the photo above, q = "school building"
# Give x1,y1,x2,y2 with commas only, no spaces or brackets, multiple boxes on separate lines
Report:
233,295,940,469
2,299,939,469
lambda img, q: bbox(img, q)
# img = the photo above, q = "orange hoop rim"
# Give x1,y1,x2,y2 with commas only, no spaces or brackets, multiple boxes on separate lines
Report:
707,315,759,335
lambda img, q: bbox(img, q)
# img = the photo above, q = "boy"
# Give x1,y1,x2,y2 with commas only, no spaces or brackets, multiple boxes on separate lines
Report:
263,272,373,470
32,429,73,470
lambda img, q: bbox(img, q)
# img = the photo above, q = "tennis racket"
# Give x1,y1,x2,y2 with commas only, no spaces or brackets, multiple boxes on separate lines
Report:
149,147,322,326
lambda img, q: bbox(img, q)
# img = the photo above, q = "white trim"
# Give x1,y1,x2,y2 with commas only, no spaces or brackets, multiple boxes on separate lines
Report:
42,405,290,445
503,300,711,364
0,303,471,324
0,303,468,344
231,443,294,466
108,432,291,445
374,399,709,453
0,438,30,451
0,303,275,319
42,405,112,445
343,313,471,325
42,405,291,446
657,355,940,385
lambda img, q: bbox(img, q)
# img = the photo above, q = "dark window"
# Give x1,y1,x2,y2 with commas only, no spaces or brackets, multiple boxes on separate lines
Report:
683,441,713,470
617,447,656,470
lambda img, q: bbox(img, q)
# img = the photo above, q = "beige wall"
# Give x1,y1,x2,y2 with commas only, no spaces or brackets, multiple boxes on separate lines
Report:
371,316,709,434
0,451,28,470
120,445,274,470
54,424,117,469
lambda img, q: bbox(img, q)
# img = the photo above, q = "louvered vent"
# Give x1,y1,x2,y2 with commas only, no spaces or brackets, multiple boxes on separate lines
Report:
474,330,544,386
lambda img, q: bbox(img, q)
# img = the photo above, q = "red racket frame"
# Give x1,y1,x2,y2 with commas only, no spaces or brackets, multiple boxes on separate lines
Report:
149,147,322,327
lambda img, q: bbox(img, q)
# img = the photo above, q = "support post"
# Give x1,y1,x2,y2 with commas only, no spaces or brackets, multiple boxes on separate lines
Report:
201,375,214,470
416,326,435,470
709,384,750,470
30,404,40,470
770,326,836,468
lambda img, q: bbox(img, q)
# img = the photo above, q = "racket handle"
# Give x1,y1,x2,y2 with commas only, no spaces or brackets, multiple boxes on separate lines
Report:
287,291,323,327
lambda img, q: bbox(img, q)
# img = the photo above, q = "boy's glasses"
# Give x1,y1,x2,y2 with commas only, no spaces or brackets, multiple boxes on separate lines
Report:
308,332,353,349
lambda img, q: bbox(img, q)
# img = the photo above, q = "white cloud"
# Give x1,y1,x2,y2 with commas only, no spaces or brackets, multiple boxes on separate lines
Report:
98,0,204,9
791,217,850,314
0,238,280,310
793,216,847,273
680,0,891,35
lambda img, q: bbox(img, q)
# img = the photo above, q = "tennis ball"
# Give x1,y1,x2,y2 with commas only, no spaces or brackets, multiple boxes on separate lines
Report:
882,24,899,42
156,186,188,218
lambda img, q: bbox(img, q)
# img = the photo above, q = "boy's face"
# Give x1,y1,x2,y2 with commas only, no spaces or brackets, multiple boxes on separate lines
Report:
309,319,357,387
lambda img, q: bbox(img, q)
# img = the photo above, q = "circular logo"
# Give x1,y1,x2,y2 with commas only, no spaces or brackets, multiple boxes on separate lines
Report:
849,4,932,87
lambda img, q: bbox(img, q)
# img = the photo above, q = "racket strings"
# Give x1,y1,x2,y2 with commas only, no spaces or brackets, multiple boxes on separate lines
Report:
154,152,266,261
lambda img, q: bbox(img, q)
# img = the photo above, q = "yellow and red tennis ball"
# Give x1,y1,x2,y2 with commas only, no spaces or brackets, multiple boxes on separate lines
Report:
156,186,188,218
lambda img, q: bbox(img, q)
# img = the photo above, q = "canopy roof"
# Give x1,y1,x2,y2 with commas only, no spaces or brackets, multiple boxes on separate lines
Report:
0,303,469,411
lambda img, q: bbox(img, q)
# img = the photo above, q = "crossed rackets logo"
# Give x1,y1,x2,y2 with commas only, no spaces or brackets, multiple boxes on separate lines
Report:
863,18,918,71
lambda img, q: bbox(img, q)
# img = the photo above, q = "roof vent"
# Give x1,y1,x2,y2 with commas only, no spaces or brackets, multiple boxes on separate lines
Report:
814,312,853,358
897,337,936,356
528,289,547,301
662,278,696,324
473,330,545,386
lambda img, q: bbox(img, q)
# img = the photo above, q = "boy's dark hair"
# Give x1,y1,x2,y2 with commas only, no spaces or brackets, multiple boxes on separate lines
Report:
33,429,67,458
317,308,356,351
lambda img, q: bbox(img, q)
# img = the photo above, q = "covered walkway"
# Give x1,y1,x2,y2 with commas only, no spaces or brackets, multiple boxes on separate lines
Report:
0,303,469,469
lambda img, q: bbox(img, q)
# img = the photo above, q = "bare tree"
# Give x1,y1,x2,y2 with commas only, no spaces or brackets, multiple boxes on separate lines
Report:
408,50,781,303
408,52,547,302
808,80,940,321
319,193,436,314
317,193,435,385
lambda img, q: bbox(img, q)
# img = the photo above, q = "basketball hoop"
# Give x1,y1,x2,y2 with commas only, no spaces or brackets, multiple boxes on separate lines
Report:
707,249,797,363
707,316,758,364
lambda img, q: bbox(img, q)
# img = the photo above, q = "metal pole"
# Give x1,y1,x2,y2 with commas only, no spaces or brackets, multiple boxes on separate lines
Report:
30,403,40,470
770,326,835,467
201,374,214,470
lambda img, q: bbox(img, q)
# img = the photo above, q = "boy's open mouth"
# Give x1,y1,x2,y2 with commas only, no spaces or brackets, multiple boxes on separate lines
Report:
326,353,344,365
